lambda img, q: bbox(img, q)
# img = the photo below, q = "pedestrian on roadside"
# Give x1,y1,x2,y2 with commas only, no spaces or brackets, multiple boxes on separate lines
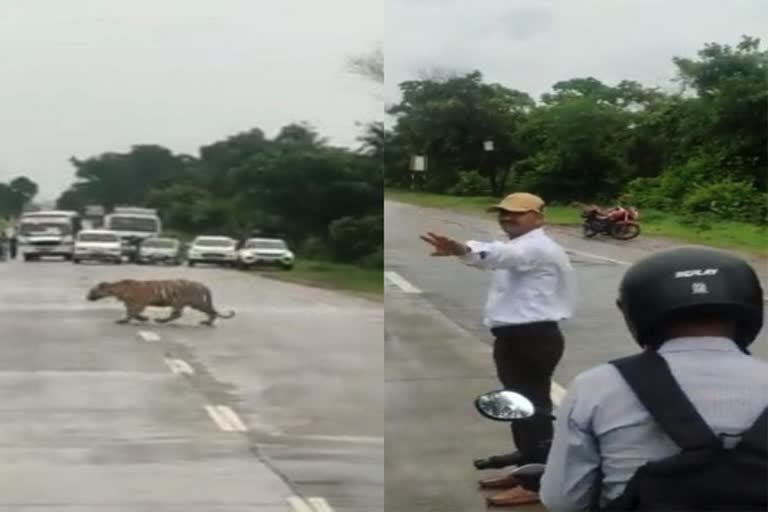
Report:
420,191,575,507
6,225,17,259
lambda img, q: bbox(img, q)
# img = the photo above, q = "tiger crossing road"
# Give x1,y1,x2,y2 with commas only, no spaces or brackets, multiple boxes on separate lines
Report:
0,258,383,511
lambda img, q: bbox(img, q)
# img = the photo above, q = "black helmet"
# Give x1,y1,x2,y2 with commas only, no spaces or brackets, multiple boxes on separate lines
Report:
617,246,764,349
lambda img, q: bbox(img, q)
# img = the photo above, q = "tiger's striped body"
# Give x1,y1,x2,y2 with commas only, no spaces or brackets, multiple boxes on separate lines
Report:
86,279,235,326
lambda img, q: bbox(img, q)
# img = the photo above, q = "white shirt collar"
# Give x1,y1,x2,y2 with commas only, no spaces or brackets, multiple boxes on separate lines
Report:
657,336,740,353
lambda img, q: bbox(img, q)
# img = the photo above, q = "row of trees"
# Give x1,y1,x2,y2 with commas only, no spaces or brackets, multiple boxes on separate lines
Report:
377,35,766,224
0,176,39,219
56,123,382,267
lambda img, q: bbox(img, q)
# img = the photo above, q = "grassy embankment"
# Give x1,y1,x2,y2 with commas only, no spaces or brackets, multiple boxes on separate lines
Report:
386,189,767,256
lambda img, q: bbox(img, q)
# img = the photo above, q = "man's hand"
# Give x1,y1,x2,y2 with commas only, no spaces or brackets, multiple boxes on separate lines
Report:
420,232,469,256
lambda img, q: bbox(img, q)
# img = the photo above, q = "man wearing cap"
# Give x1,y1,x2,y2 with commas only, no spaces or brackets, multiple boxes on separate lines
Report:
421,192,575,507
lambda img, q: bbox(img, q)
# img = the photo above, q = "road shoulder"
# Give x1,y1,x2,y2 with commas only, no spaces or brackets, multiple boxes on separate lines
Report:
385,283,545,512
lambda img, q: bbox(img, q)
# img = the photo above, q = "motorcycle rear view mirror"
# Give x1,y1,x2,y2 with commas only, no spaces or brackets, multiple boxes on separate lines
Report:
474,389,535,421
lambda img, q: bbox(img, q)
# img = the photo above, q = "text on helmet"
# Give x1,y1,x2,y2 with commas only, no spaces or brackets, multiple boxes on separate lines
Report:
674,268,719,278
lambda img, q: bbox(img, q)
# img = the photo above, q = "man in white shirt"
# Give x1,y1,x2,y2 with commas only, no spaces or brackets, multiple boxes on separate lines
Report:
421,192,575,507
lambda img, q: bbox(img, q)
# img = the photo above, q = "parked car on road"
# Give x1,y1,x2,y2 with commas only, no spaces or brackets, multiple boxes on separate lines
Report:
238,237,294,270
73,230,123,264
186,236,238,267
138,237,181,265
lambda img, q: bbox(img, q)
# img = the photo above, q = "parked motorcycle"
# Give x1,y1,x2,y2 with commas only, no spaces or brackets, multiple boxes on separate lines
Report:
581,206,641,240
473,389,555,492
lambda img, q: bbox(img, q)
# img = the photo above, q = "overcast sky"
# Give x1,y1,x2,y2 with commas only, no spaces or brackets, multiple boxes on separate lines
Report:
0,0,383,200
2,1,765,200
385,0,767,106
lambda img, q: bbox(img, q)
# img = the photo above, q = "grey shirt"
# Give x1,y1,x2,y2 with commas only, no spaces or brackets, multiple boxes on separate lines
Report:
539,336,768,512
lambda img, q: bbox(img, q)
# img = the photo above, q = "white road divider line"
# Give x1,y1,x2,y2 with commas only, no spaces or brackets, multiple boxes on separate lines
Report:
551,380,566,405
204,405,248,432
564,247,630,266
216,405,248,432
289,434,384,444
385,271,422,293
308,497,335,512
137,330,160,342
287,497,335,512
287,497,314,512
204,405,232,431
163,357,194,375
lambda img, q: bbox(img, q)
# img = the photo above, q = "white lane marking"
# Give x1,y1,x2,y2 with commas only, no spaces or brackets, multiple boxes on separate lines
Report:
551,380,566,405
287,497,335,512
137,330,160,342
163,357,194,375
204,405,238,432
204,405,231,431
564,247,768,301
287,497,314,512
564,247,630,266
285,434,384,444
385,271,422,293
216,405,248,432
308,497,335,512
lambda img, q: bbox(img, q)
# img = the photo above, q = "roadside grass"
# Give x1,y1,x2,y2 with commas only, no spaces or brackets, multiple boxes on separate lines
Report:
250,259,382,299
162,229,382,298
385,188,767,256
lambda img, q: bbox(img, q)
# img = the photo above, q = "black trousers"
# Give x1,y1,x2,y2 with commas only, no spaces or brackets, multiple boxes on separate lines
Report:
490,321,564,463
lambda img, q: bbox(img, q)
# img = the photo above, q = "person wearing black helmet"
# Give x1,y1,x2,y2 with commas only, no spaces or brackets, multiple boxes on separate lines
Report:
539,246,767,511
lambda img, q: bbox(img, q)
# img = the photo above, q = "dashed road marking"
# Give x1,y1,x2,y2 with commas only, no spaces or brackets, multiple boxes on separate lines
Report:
285,434,384,445
564,247,629,266
204,405,248,432
287,497,335,512
287,497,314,512
563,248,768,301
163,357,194,375
217,404,248,431
308,497,335,512
137,330,160,342
384,271,421,293
551,380,566,405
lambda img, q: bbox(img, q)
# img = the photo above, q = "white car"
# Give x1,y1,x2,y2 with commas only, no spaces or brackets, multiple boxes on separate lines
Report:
187,236,238,267
238,237,294,270
138,237,181,265
73,230,123,264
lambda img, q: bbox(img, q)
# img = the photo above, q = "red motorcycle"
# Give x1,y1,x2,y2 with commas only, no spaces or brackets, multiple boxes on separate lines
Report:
581,205,641,240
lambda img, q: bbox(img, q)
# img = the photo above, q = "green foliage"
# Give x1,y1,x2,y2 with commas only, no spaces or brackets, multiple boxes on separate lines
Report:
383,35,766,225
56,123,382,266
682,180,767,223
447,170,492,196
0,176,40,218
327,214,383,263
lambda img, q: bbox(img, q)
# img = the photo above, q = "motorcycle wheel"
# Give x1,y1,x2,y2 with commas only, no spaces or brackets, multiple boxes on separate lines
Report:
582,223,598,238
611,222,641,240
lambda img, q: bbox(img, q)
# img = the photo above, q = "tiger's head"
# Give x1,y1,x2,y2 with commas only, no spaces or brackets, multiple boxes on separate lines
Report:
87,281,115,301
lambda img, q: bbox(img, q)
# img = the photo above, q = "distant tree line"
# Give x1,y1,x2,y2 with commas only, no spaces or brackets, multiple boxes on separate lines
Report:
378,35,766,224
56,123,382,267
0,176,39,219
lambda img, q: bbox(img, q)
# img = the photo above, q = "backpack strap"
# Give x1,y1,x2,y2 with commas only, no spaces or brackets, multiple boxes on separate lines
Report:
739,407,768,455
610,351,721,450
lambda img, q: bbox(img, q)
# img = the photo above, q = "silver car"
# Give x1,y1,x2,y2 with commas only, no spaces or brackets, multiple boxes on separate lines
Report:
238,237,295,270
186,236,238,267
138,237,181,265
